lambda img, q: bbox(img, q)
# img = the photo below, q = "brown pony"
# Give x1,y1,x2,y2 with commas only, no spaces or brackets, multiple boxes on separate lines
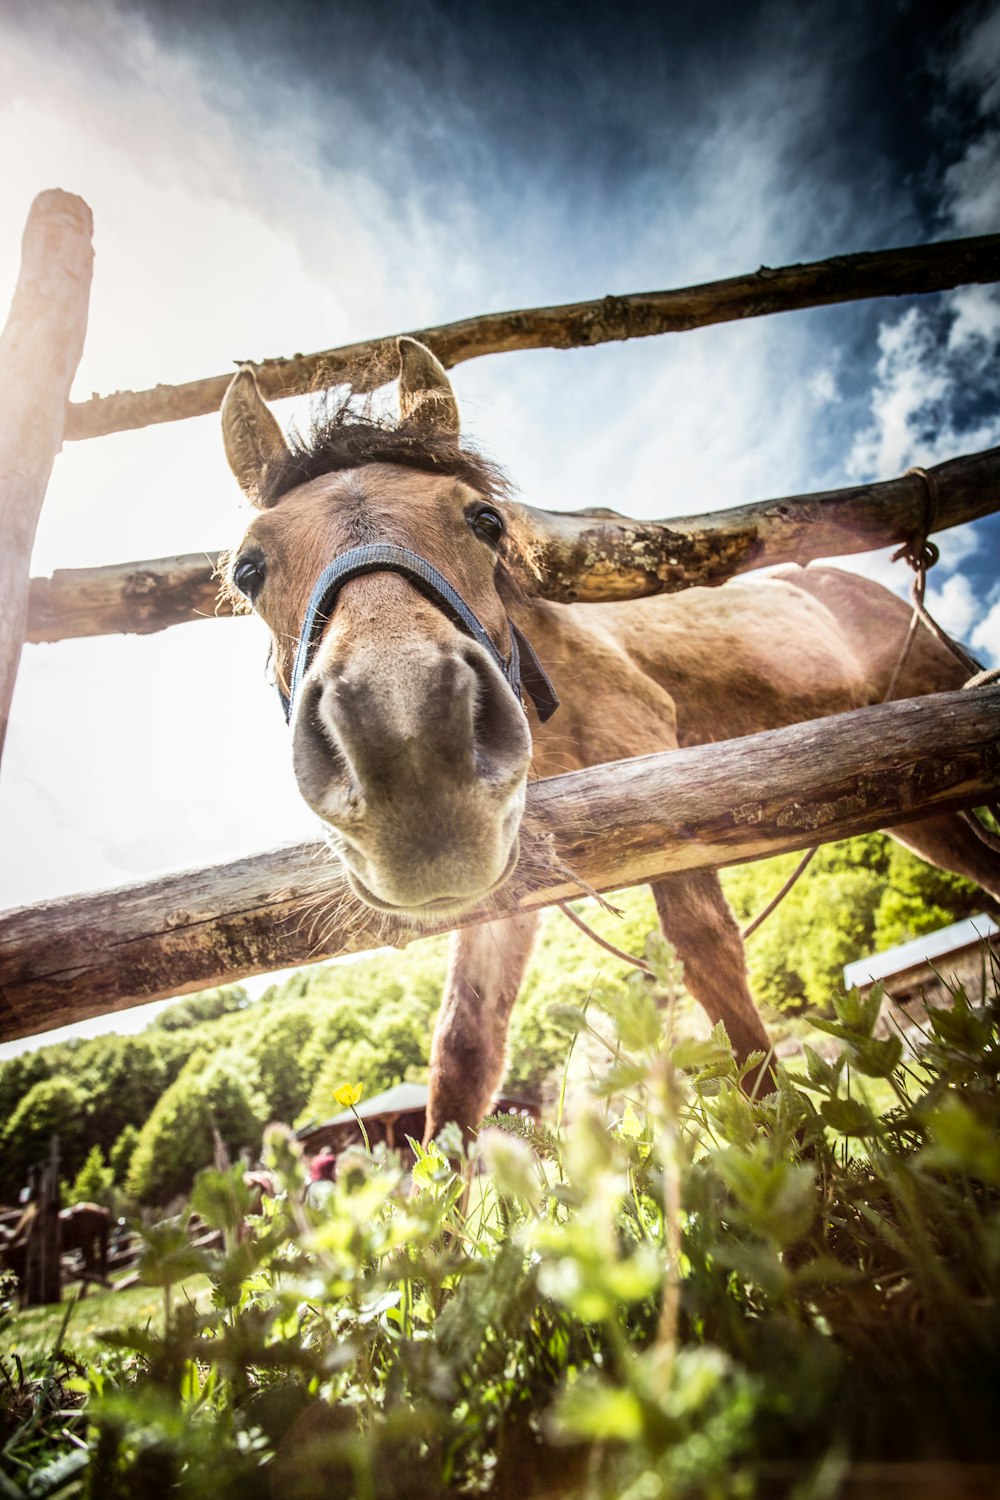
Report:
59,1202,111,1284
0,1201,110,1298
221,339,999,1140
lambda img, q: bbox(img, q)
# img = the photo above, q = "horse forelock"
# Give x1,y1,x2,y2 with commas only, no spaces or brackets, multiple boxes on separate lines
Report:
259,392,510,509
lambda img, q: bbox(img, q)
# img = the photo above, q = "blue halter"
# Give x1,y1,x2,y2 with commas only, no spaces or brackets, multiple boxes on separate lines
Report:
278,542,559,725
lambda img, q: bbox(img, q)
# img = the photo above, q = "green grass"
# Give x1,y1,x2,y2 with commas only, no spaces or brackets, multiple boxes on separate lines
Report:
5,1274,212,1363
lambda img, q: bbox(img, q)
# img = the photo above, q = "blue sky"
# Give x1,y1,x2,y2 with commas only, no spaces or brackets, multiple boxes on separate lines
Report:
0,0,998,1044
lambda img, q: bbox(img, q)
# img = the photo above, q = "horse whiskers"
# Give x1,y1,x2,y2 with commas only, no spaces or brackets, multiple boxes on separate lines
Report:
299,886,376,961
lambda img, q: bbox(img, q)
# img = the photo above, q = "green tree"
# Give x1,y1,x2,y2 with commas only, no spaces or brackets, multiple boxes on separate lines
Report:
66,1144,115,1208
303,999,433,1124
722,833,981,1014
126,1051,267,1205
109,1124,141,1186
151,985,250,1032
0,1077,91,1201
873,840,980,948
243,1004,318,1126
0,1050,53,1124
72,1033,189,1155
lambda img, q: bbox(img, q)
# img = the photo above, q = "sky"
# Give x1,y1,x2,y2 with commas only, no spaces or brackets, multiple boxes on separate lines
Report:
1,0,999,1048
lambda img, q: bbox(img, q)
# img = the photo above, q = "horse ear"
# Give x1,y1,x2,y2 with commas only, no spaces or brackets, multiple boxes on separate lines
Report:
221,366,291,504
397,337,460,436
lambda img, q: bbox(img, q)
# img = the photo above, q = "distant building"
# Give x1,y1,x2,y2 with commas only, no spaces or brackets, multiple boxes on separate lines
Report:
295,1082,539,1158
843,913,998,1039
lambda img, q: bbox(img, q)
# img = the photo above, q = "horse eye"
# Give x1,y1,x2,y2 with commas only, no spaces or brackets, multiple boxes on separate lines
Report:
233,556,266,602
470,506,504,547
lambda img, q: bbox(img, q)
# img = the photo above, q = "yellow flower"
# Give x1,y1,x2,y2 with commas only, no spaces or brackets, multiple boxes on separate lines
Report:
333,1082,363,1108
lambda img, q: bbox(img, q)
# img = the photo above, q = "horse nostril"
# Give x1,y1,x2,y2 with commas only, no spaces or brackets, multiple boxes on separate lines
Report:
291,675,360,820
464,646,531,786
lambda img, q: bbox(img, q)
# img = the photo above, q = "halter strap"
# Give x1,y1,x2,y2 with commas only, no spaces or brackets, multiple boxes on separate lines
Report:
279,542,559,725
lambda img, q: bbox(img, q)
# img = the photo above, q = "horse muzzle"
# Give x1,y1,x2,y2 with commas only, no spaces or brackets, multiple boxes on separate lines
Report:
282,543,555,919
291,632,532,918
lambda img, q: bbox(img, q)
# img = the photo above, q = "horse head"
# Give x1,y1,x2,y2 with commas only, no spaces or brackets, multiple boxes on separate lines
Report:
222,340,552,923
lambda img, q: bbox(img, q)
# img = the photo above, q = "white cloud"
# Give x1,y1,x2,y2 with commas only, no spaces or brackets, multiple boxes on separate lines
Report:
924,570,979,640
943,129,1000,235
948,2,1000,118
846,309,949,480
0,622,318,908
948,283,1000,351
807,367,839,405
847,0,1000,485
931,522,982,571
971,598,1000,667
942,1,1000,236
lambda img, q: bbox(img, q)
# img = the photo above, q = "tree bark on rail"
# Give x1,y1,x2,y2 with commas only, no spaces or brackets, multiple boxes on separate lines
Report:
1,687,997,1041
0,191,93,756
522,443,1000,603
24,443,1000,641
26,551,230,643
63,234,1000,441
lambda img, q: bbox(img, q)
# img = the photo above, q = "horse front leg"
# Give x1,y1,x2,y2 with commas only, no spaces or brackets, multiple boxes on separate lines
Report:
425,912,540,1144
651,869,775,1093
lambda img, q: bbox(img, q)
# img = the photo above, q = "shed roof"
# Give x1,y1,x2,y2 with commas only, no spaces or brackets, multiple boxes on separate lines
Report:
843,913,998,991
296,1082,429,1137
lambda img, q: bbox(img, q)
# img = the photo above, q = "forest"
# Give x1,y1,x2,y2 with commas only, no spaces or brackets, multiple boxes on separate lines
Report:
1,831,983,1212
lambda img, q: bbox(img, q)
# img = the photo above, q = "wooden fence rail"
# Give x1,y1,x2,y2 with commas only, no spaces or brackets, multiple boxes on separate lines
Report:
24,442,1000,642
63,234,1000,441
2,686,997,1043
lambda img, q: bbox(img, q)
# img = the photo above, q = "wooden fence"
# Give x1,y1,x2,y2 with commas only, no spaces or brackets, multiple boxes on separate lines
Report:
1,189,999,1045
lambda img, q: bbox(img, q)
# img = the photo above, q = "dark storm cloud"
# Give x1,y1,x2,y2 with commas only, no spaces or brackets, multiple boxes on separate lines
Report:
119,0,963,185
106,0,984,269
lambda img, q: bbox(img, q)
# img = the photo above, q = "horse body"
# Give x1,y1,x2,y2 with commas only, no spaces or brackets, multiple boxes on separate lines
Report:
222,342,1000,1140
0,1201,110,1300
59,1202,110,1283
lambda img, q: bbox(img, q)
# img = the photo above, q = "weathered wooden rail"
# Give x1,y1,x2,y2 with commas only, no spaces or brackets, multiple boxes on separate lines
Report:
24,443,1000,641
62,233,1000,440
2,687,997,1042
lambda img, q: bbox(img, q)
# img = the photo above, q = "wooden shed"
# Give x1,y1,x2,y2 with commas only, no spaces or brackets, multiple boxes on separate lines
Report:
843,913,999,1039
295,1083,540,1158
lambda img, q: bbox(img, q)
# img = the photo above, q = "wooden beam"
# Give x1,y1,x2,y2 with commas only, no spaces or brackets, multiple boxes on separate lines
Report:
1,686,997,1042
24,443,1000,641
523,444,1000,603
26,551,230,643
0,191,93,755
64,234,1000,442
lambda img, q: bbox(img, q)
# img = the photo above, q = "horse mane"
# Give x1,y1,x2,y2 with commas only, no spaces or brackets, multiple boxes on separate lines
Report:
259,392,513,510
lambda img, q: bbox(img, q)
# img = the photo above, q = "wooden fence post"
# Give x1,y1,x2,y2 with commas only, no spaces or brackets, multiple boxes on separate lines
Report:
22,1140,62,1307
0,190,93,761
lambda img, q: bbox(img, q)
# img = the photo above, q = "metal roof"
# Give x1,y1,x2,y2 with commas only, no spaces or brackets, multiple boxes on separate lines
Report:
843,913,998,991
297,1081,430,1137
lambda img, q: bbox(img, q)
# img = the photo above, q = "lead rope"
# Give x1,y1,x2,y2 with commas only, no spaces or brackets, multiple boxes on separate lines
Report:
557,898,655,976
893,470,999,855
741,462,999,931
560,464,995,971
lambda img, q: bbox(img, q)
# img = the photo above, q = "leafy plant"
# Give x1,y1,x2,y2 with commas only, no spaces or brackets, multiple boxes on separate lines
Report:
4,947,999,1497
